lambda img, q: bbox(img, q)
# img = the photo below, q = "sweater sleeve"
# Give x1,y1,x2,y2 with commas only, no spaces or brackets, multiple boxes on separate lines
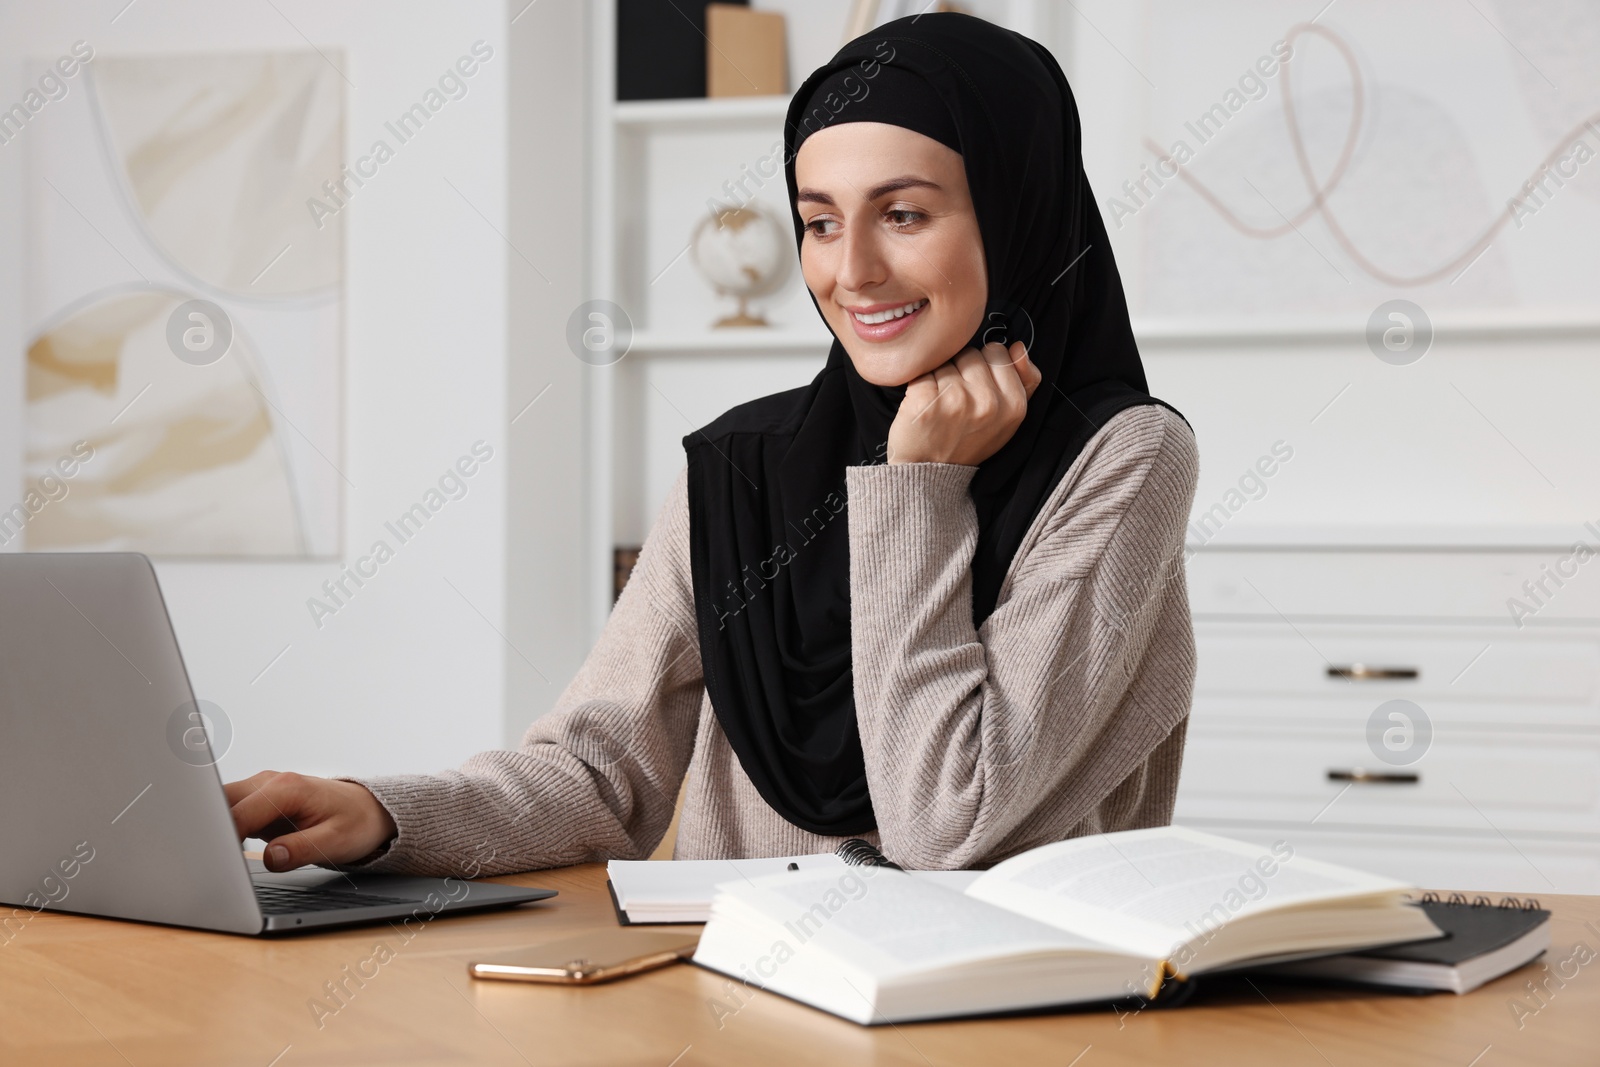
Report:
846,405,1199,870
339,471,704,877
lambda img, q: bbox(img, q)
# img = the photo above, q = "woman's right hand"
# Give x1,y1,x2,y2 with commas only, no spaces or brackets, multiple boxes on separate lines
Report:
224,771,398,872
887,340,1040,466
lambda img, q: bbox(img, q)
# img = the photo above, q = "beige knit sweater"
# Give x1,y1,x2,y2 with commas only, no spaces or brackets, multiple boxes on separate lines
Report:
347,404,1199,875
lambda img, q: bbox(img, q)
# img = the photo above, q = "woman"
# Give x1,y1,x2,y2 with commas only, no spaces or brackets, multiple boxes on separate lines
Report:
227,13,1199,875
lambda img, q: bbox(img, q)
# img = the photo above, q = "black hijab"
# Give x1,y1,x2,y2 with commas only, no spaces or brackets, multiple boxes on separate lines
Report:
682,13,1182,836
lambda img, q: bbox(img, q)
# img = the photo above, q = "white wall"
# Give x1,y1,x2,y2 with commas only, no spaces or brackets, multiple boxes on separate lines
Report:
0,1,515,779
1063,0,1600,549
505,0,596,745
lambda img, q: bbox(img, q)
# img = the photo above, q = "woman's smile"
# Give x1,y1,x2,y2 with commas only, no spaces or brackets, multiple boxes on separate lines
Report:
845,297,929,341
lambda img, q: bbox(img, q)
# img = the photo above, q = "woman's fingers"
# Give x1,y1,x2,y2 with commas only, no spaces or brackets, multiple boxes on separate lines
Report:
954,347,1001,412
977,342,1029,413
980,340,1038,397
931,359,966,390
262,825,344,872
1014,342,1042,398
925,360,969,420
228,772,398,870
888,341,1038,465
902,369,940,421
222,770,280,808
229,771,311,841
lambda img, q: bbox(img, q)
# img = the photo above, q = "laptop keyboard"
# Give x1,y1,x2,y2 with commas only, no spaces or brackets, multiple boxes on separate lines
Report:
253,882,421,915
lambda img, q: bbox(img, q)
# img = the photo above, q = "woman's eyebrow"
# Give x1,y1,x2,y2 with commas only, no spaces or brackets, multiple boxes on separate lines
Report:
795,176,943,207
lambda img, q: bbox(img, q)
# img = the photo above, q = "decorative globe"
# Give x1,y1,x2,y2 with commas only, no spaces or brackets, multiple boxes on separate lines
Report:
689,202,791,327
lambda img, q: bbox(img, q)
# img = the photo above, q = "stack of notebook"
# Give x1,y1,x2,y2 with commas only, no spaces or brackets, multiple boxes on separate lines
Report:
1265,892,1551,994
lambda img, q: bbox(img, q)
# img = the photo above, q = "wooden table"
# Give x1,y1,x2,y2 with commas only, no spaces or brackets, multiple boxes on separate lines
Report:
2,863,1596,1066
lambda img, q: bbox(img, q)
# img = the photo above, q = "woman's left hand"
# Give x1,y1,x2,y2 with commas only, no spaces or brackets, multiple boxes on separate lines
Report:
887,341,1042,466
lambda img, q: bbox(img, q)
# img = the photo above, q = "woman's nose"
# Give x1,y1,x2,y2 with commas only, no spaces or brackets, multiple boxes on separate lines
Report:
836,218,887,294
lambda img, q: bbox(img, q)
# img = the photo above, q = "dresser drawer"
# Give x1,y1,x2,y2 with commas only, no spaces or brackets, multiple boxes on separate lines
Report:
1191,695,1600,730
1188,550,1600,620
1194,624,1600,705
1175,724,1600,835
1171,822,1600,895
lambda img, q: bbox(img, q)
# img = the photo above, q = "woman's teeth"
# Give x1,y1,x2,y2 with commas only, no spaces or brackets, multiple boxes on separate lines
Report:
852,299,927,325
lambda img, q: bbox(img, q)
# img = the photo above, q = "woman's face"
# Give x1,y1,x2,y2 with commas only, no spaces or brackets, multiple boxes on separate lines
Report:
794,122,987,388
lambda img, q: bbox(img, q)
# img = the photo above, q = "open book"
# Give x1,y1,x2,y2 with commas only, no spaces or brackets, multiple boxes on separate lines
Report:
692,826,1442,1024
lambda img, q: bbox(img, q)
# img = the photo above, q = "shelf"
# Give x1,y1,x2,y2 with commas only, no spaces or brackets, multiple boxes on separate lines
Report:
627,315,1600,358
613,94,790,130
1186,522,1598,550
628,327,833,354
1131,312,1600,348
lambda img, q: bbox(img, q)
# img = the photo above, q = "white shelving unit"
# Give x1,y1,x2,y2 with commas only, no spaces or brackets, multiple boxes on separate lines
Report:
629,327,833,353
586,17,827,625
614,94,791,129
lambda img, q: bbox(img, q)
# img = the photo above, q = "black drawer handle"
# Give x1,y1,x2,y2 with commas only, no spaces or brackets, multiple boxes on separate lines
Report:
1327,769,1420,784
1327,664,1419,681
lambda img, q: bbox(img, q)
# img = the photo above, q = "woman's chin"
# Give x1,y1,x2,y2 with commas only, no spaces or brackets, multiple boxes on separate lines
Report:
840,344,942,388
850,362,918,388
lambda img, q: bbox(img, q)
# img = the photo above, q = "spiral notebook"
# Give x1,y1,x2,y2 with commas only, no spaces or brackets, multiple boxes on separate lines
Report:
606,840,977,925
1264,892,1552,994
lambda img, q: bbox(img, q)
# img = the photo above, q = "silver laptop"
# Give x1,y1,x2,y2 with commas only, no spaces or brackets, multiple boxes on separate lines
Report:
0,552,554,934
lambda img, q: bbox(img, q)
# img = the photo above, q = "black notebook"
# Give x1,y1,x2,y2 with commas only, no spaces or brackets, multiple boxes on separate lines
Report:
1265,892,1551,994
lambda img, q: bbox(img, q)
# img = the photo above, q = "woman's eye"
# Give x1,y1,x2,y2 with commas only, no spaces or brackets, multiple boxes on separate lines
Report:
805,218,839,238
885,209,925,229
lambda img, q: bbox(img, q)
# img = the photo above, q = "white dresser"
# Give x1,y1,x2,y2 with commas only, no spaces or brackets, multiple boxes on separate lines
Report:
1175,549,1600,894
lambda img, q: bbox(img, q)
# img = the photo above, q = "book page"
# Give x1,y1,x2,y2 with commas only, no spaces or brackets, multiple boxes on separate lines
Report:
713,866,1137,979
966,826,1410,960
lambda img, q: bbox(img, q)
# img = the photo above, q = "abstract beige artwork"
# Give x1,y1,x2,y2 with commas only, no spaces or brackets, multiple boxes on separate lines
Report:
23,51,343,557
